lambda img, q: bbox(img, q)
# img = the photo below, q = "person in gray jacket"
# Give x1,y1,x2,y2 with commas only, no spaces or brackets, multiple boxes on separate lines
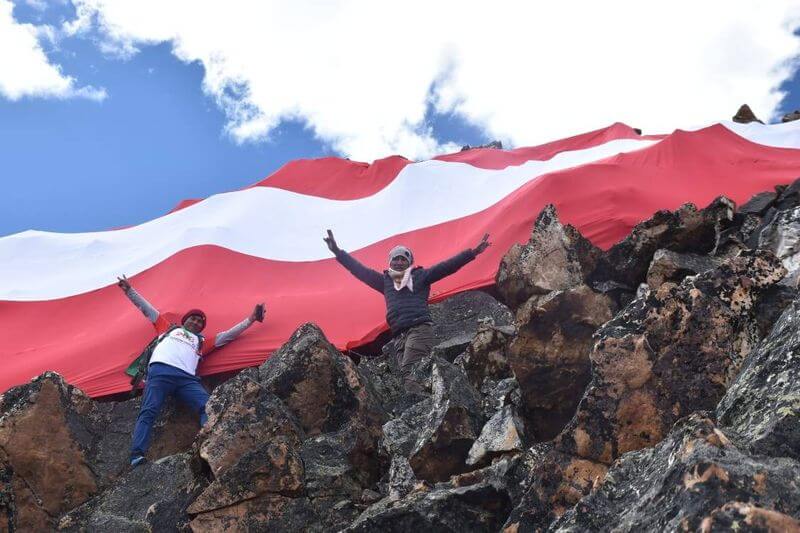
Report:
324,231,490,390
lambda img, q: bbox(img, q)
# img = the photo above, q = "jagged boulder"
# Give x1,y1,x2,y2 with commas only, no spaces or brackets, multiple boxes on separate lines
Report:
591,198,735,288
645,248,721,289
197,369,304,477
740,191,778,216
553,414,800,532
467,405,525,465
480,376,522,419
189,438,303,515
732,103,764,124
0,373,196,531
429,290,513,347
347,459,514,532
758,206,800,283
782,110,800,123
496,205,600,310
561,250,785,464
382,358,484,482
59,453,200,532
457,322,515,390
509,284,616,440
0,374,98,531
504,250,787,530
718,297,800,461
189,323,388,532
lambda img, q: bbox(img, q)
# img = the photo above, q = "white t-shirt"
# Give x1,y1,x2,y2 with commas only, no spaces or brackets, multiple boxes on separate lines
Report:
149,328,203,376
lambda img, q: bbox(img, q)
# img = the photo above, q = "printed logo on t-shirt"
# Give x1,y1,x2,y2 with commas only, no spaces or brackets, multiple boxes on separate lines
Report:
168,328,199,352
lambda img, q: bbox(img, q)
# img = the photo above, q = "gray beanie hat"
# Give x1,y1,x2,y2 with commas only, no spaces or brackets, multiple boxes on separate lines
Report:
388,245,413,265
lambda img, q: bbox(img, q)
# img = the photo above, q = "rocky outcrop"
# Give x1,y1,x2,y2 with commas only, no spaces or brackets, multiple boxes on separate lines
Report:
732,103,764,124
645,248,721,289
383,358,484,483
496,205,600,310
189,323,387,532
59,453,200,532
8,181,800,532
348,458,515,532
591,197,735,288
0,372,196,531
505,250,787,530
718,297,800,461
553,414,800,532
782,109,800,123
509,284,616,441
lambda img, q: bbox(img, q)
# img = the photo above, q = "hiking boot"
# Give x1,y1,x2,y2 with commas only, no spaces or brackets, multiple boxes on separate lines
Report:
130,456,146,468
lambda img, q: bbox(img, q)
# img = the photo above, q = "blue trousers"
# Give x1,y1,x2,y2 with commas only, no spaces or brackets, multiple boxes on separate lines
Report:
130,362,209,459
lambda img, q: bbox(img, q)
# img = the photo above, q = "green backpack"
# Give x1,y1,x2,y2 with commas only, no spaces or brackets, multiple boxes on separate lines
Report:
125,325,180,393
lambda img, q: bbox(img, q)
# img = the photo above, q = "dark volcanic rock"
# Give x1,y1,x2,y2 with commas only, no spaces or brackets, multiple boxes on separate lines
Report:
458,322,515,390
698,502,800,532
553,414,800,532
504,250,787,531
466,405,525,465
758,205,800,283
382,358,484,483
410,360,484,482
561,250,785,464
59,453,200,532
774,177,800,211
348,459,514,532
718,297,800,461
591,197,735,288
256,323,386,439
347,481,510,532
740,191,777,216
645,248,721,289
496,205,601,311
189,324,388,532
509,284,616,441
429,290,513,346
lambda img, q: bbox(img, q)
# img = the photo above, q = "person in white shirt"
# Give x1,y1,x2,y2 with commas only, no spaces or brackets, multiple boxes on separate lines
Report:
117,275,264,467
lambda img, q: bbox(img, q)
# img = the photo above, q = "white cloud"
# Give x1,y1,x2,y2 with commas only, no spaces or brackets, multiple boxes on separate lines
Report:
64,1,800,159
0,0,106,101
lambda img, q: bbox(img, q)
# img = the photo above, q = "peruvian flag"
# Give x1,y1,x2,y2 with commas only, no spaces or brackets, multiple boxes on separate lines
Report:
2,120,800,397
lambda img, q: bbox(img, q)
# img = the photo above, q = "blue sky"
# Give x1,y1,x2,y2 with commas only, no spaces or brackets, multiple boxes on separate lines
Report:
1,1,798,237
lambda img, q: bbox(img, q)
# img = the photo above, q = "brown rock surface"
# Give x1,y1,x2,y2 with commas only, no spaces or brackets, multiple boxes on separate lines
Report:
496,205,600,310
732,103,764,124
189,323,388,531
0,374,98,530
509,284,616,440
552,415,800,532
504,250,786,530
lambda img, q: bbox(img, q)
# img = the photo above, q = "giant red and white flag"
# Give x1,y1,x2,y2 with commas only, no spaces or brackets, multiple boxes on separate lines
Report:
2,120,800,397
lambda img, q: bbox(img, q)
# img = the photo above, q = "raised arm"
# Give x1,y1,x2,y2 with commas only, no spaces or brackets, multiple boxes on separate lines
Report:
117,275,159,323
423,233,491,284
204,303,265,356
324,230,384,293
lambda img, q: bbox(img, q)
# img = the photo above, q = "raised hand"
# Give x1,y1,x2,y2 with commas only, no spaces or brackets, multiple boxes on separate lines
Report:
116,275,131,292
323,229,340,254
474,233,491,255
251,303,266,323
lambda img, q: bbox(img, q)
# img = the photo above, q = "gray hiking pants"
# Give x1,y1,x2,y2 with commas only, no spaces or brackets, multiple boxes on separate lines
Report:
395,322,436,379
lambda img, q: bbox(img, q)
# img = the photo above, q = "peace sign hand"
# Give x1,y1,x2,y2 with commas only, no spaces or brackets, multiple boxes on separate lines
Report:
474,233,491,255
323,229,340,254
117,275,131,292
